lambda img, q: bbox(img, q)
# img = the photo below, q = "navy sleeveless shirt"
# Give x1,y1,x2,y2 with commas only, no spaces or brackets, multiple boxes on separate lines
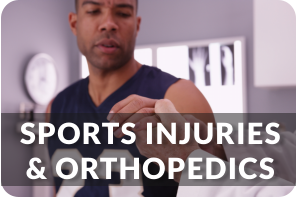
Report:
48,65,179,197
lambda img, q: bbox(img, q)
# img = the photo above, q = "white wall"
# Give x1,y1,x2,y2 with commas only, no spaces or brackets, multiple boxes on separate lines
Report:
1,0,79,196
254,0,296,87
1,0,79,113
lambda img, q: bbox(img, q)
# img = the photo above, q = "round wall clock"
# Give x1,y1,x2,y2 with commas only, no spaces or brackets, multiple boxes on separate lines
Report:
25,53,57,105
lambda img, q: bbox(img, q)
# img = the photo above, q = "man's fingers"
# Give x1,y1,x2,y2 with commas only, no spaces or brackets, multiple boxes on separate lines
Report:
155,99,178,114
133,114,160,132
183,114,200,123
134,116,159,148
107,95,135,120
155,99,187,134
183,114,207,139
107,95,157,123
114,108,155,138
183,114,214,150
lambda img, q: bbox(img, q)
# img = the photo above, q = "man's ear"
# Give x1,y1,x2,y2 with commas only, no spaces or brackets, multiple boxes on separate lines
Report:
136,16,141,37
69,12,78,36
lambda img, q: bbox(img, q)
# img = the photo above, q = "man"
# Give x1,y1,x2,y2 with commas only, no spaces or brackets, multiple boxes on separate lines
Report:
47,0,220,196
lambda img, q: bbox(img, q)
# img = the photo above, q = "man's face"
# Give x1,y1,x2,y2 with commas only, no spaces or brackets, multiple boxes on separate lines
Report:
69,0,141,70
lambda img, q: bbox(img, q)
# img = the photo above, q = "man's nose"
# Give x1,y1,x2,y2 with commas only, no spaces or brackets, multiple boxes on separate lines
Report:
98,12,118,32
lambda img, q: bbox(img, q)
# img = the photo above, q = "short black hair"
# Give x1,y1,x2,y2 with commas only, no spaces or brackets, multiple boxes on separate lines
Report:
75,0,138,13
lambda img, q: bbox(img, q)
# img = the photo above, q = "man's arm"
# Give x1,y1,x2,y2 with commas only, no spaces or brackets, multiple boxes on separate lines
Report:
108,79,226,158
108,79,215,126
165,79,213,114
165,80,227,160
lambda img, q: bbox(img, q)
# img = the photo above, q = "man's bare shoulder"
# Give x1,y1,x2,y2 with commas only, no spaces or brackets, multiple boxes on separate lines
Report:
164,79,213,114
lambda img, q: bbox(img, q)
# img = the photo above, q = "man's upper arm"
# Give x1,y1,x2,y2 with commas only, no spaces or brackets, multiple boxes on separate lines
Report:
164,79,215,124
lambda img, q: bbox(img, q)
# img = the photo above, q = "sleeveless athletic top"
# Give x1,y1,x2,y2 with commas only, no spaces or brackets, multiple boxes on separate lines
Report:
48,65,179,197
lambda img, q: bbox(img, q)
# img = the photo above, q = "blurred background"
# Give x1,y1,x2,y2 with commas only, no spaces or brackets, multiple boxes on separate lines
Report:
1,0,296,196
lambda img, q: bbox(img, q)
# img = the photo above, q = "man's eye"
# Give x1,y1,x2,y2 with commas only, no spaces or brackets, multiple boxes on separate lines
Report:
87,10,100,15
118,12,130,17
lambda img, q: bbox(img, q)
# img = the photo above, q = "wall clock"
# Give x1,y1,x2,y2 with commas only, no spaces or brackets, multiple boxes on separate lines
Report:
25,53,57,106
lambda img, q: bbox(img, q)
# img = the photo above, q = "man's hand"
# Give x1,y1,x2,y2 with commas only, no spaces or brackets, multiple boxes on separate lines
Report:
132,99,227,182
184,114,227,161
133,99,200,182
107,95,157,138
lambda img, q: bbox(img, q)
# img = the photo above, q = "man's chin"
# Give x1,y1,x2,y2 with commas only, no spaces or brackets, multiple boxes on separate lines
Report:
88,52,132,71
93,61,125,71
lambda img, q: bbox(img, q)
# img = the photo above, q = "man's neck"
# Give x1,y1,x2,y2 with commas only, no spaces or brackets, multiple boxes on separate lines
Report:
88,58,142,107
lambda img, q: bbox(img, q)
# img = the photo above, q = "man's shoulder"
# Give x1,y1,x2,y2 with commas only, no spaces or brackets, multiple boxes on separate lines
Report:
165,79,198,100
165,79,214,118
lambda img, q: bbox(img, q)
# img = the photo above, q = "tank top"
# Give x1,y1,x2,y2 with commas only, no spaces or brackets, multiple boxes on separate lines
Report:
48,65,179,197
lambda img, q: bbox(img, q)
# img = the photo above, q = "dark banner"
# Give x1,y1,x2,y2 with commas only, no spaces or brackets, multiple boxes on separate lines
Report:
1,113,296,188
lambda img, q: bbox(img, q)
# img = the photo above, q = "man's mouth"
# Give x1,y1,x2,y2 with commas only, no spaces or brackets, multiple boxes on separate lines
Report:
96,39,120,54
98,45,118,54
102,44,115,48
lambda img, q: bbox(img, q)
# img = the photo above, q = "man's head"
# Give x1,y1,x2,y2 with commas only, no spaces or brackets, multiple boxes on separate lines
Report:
69,0,141,71
75,0,138,13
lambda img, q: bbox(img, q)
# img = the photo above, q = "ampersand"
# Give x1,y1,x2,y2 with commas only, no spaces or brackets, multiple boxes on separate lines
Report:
26,158,47,179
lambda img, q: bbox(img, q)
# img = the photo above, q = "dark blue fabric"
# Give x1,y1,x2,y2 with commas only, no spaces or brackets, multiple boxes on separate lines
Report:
48,65,179,197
